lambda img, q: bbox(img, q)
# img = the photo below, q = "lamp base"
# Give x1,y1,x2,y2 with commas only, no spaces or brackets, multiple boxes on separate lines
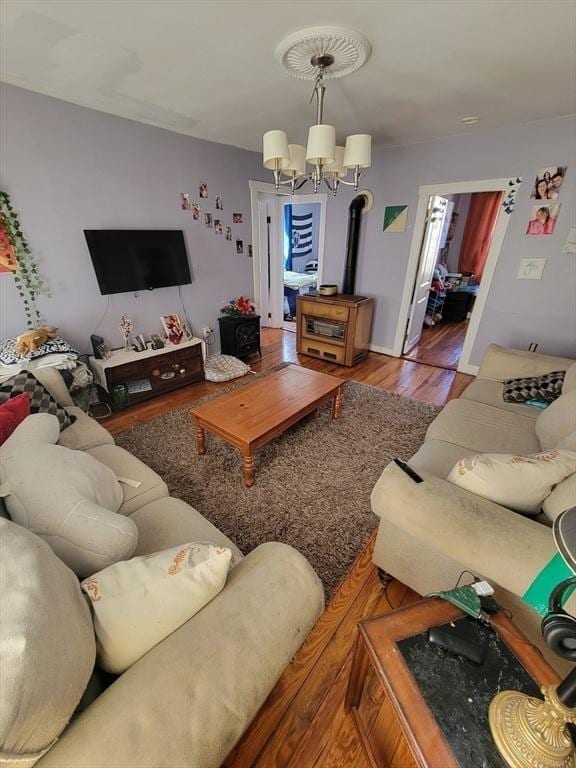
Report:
489,685,576,768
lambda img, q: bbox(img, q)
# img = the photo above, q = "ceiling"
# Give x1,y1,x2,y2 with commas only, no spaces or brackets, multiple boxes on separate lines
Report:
1,0,575,152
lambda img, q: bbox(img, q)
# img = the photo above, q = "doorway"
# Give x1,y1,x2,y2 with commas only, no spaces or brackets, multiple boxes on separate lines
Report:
394,177,520,374
250,182,327,330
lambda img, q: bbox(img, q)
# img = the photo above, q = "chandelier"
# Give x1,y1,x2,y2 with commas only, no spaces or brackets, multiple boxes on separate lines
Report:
262,27,372,197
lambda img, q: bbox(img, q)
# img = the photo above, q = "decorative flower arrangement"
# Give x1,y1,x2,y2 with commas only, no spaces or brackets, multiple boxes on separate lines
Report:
221,296,255,317
119,314,134,350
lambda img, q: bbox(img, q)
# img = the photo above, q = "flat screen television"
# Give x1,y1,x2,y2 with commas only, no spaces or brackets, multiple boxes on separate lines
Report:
84,229,192,295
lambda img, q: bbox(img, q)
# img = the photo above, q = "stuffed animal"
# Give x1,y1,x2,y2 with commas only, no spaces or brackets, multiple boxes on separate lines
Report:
16,325,58,356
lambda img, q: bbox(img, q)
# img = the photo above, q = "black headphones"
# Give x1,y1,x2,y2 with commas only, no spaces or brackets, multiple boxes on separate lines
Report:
541,577,576,661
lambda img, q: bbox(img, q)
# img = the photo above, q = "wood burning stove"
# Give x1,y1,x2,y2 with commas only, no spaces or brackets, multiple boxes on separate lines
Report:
218,314,262,359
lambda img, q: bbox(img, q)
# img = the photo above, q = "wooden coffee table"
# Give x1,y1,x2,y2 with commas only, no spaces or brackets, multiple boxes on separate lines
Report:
191,364,344,487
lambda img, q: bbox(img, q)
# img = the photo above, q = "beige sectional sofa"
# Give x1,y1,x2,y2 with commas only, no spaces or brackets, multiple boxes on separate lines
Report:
371,344,576,671
1,368,324,768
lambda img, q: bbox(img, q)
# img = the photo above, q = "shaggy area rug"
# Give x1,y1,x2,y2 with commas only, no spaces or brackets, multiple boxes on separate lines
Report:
116,373,441,597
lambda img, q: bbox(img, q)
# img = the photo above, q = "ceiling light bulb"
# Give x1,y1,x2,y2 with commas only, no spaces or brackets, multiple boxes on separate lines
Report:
461,116,480,125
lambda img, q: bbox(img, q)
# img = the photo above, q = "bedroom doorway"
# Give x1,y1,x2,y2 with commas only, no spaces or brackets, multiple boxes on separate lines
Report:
249,182,327,330
393,177,519,375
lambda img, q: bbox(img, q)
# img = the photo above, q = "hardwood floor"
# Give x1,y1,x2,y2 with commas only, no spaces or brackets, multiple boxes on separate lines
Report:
100,329,473,767
403,319,468,370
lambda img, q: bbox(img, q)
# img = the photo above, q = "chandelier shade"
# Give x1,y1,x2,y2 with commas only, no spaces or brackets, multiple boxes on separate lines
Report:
323,145,347,178
306,125,336,166
343,134,371,169
283,144,306,177
263,130,290,170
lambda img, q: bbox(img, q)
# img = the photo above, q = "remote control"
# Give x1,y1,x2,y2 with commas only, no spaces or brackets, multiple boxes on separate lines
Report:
428,626,485,665
393,458,423,483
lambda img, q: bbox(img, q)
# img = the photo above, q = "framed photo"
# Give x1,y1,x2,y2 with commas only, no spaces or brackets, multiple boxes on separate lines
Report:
192,203,201,220
199,182,208,199
215,195,223,210
526,204,561,236
133,334,147,352
236,239,243,254
204,212,213,227
233,212,243,223
214,219,222,235
225,226,232,241
97,342,112,360
150,333,165,349
530,166,567,200
161,314,185,345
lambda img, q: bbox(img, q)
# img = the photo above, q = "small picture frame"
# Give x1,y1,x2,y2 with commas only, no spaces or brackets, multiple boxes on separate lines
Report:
133,334,147,352
161,314,185,345
150,333,165,350
97,342,112,360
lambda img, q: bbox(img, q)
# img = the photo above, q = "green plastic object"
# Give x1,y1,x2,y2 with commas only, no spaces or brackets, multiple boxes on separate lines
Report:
522,552,575,617
432,586,482,619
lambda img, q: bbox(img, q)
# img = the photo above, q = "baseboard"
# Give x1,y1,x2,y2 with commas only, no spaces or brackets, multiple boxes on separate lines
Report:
457,362,479,375
369,343,397,357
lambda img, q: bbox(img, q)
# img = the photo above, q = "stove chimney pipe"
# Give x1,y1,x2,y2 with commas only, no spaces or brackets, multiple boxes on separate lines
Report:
342,192,368,295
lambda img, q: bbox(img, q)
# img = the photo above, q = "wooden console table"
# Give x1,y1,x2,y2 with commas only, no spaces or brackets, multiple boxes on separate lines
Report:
89,338,205,409
346,598,559,768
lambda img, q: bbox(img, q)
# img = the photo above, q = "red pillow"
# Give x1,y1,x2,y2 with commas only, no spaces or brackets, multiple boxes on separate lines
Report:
0,393,31,445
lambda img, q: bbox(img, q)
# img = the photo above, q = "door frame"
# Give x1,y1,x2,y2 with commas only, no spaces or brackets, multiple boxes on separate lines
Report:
249,181,290,322
249,181,327,328
392,176,520,375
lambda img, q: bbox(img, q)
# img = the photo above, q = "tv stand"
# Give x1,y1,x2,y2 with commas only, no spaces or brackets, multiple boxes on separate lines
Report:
89,338,205,409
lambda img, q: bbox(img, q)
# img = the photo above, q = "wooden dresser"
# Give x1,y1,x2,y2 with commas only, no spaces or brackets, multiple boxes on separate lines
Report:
296,293,374,367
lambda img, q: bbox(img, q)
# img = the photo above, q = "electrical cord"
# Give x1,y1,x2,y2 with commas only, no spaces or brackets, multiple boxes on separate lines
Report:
91,296,111,336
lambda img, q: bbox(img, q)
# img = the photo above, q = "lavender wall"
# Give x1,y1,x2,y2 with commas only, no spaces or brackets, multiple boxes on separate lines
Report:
0,83,265,353
321,115,576,363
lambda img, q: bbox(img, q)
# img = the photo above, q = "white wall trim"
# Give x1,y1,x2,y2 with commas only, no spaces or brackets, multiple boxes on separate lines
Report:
369,343,396,357
392,176,520,374
249,181,289,315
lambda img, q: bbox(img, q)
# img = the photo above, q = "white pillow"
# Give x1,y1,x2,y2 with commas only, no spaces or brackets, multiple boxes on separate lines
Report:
81,542,233,674
0,519,95,767
0,414,137,577
447,449,576,515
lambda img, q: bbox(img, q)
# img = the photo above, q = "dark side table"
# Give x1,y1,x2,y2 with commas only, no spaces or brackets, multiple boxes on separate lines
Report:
345,598,560,768
218,314,261,359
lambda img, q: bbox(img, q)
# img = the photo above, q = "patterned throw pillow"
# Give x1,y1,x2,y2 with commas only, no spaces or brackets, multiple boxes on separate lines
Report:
0,371,76,431
0,336,78,365
503,370,566,404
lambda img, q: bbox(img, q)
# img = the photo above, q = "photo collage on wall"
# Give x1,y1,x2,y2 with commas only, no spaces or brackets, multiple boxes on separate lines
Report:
526,166,567,236
179,183,250,256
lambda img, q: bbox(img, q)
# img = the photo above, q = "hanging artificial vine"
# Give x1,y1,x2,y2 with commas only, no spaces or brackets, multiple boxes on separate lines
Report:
0,191,50,329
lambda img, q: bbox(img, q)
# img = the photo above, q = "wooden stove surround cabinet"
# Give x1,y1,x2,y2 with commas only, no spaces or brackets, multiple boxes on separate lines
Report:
296,293,374,367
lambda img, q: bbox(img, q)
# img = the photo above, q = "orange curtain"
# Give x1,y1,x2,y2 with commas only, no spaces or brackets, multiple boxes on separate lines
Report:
458,192,502,280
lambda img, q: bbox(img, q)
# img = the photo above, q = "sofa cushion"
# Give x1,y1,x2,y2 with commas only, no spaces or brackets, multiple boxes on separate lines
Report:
426,399,541,454
86,445,168,515
0,414,137,577
0,370,75,431
447,449,576,515
409,439,477,477
477,344,574,382
536,391,576,450
81,542,232,674
459,380,539,419
57,406,115,451
0,519,95,768
129,496,243,562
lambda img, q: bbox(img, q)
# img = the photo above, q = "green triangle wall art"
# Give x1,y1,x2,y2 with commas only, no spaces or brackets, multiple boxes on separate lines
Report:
383,205,408,233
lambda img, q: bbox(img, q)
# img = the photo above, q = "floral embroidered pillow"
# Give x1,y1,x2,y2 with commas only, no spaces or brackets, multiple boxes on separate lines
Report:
447,449,576,515
81,542,232,674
